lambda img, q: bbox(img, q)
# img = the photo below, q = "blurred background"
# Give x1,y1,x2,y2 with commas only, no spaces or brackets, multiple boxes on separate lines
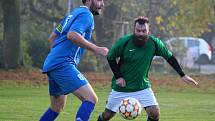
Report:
0,0,215,74
0,1,215,120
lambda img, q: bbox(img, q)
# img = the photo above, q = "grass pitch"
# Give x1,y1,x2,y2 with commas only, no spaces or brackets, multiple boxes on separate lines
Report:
0,78,215,121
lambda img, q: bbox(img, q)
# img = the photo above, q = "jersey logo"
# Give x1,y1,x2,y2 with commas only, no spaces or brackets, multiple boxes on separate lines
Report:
56,24,63,33
129,49,136,52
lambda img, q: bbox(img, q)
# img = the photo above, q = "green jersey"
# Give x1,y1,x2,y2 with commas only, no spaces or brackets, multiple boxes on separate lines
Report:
107,34,173,92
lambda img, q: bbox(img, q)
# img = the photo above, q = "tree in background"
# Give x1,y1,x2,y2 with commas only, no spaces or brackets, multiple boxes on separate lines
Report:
165,0,215,37
0,0,214,70
1,0,20,69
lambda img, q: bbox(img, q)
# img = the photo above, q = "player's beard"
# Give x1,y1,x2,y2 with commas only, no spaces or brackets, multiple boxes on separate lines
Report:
133,34,149,47
90,1,100,15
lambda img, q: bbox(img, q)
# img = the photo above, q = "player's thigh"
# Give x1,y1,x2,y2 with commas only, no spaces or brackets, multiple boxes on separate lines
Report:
48,65,88,96
50,95,67,112
105,90,130,113
136,88,159,108
73,83,98,103
145,105,160,119
105,88,158,113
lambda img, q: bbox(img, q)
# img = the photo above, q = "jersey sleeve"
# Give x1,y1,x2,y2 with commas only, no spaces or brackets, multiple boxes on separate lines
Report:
107,36,130,79
153,36,173,60
53,18,66,35
69,13,93,35
107,37,127,60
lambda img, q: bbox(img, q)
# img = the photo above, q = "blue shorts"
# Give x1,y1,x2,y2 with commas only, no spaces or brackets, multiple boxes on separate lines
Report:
47,64,88,96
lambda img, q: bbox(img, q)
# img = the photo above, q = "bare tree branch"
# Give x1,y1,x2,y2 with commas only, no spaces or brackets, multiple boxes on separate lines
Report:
28,0,61,22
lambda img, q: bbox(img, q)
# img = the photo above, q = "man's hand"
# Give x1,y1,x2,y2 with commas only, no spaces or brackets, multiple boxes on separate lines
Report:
116,78,126,87
94,46,109,56
182,75,198,86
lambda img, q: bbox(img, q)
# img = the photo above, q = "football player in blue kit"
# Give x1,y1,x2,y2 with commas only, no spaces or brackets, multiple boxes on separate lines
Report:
39,0,108,121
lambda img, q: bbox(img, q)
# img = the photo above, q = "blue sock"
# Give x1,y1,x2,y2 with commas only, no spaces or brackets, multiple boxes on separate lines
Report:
76,100,95,121
39,107,59,121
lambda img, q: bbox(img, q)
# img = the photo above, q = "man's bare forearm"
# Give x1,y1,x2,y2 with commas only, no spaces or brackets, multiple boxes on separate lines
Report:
48,32,58,47
67,31,97,52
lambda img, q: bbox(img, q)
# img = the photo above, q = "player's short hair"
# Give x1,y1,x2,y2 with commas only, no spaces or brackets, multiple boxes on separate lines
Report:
134,16,149,26
82,0,87,4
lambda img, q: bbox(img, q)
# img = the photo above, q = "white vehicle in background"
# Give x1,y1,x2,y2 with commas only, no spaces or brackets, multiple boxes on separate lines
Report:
165,37,212,66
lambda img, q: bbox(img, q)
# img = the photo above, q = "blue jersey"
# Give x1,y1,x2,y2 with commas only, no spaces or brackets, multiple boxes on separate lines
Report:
43,6,94,72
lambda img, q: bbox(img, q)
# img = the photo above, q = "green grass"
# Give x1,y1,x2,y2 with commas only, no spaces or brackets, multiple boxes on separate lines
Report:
0,82,215,121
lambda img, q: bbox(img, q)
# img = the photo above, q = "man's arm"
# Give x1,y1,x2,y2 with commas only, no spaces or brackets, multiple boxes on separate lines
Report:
47,32,58,48
106,37,130,87
167,55,185,77
67,31,108,56
167,55,198,85
151,36,198,85
107,58,123,79
107,58,126,87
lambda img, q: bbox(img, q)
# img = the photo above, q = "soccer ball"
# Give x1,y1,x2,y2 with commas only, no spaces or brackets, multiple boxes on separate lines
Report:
118,97,142,120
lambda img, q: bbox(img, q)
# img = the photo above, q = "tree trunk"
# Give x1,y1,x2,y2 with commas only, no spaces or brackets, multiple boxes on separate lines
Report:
2,0,20,69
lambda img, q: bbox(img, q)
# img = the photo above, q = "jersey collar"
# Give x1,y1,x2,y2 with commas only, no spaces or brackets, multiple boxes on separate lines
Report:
80,6,89,9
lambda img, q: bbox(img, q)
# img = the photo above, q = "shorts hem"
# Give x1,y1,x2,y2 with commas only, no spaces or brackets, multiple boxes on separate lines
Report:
49,82,88,96
105,106,117,113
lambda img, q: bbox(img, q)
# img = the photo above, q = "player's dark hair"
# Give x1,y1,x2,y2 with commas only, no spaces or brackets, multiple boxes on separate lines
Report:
82,0,87,4
134,16,149,26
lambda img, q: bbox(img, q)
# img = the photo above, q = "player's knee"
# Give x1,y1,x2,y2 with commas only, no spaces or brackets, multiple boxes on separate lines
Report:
51,102,65,113
102,112,114,121
149,109,160,120
93,95,98,103
102,114,112,120
86,94,98,104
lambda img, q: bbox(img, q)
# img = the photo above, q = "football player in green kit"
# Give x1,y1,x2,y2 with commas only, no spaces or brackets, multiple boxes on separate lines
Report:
97,16,198,121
